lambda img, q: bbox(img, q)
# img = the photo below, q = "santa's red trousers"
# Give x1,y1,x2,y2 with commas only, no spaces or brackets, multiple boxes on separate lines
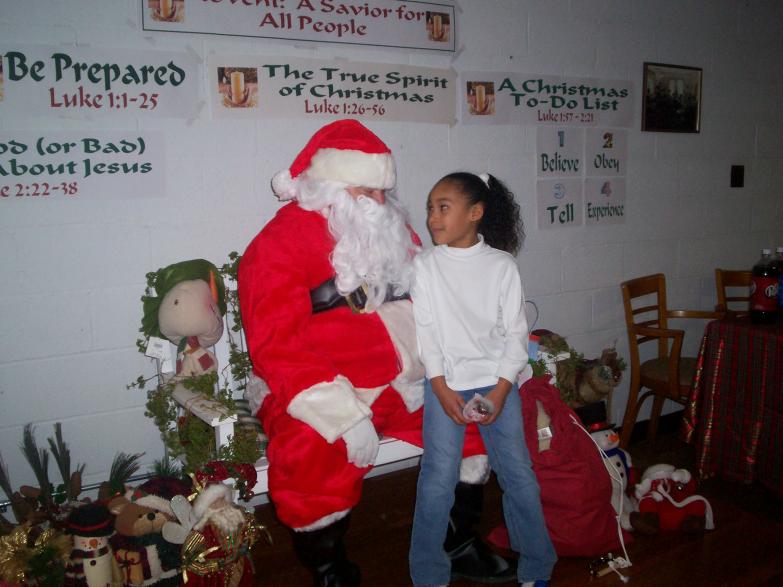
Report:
260,385,486,529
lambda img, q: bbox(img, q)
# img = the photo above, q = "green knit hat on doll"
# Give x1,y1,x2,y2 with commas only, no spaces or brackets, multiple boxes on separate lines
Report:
140,259,227,347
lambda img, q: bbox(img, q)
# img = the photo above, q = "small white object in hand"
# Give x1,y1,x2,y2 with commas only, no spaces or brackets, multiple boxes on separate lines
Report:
462,393,494,422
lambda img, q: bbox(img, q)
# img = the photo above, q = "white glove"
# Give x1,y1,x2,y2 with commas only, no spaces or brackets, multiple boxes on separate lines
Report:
341,418,379,468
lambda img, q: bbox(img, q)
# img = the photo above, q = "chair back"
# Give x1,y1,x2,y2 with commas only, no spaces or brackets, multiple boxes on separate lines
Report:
715,269,751,316
621,274,670,369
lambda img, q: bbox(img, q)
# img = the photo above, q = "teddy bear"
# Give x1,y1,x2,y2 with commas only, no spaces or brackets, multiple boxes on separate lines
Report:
588,423,636,531
532,330,625,408
630,464,714,535
108,481,185,587
577,348,625,405
141,259,227,379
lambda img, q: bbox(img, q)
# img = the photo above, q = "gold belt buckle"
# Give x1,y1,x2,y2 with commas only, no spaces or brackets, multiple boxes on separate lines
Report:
345,283,369,314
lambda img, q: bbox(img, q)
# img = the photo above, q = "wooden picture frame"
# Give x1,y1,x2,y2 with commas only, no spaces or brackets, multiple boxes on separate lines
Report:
642,62,702,133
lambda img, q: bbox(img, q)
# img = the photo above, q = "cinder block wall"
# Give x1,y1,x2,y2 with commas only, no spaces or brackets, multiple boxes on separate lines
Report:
1,1,781,492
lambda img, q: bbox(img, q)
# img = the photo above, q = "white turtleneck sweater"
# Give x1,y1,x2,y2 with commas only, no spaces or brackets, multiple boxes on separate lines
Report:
411,236,529,391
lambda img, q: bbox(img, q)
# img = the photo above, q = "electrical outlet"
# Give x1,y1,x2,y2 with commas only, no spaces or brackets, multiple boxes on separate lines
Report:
730,165,744,188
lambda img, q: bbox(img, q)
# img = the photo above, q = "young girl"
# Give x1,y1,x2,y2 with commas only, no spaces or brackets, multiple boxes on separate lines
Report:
408,172,556,587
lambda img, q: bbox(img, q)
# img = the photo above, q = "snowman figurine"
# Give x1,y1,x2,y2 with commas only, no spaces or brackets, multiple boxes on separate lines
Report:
64,502,122,587
588,422,636,531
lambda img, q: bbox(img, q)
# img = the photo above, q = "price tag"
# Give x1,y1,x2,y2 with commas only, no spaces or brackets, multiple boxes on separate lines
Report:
537,426,553,441
144,336,169,360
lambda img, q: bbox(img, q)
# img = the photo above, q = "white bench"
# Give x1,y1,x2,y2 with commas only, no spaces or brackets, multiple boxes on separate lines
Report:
170,340,566,504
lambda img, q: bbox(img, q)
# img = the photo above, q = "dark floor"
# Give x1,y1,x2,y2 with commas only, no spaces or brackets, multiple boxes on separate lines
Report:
251,419,783,586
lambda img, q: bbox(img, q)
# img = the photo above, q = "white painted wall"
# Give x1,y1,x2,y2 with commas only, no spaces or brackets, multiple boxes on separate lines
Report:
2,0,782,496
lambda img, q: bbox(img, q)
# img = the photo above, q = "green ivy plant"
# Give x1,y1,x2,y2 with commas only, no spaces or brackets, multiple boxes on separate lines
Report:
129,252,262,476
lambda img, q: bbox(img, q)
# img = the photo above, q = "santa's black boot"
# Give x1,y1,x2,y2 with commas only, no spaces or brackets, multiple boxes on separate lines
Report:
291,514,361,587
445,482,517,584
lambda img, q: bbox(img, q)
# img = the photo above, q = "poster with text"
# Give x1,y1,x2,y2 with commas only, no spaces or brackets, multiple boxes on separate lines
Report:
0,45,200,119
461,71,633,127
537,127,584,177
584,177,626,225
142,0,456,52
0,131,165,201
208,56,454,124
585,128,627,176
537,178,583,230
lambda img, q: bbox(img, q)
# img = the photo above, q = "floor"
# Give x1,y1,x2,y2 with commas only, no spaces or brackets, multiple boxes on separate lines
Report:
250,420,783,586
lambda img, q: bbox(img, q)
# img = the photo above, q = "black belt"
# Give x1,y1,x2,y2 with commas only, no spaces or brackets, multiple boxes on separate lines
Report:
310,277,410,314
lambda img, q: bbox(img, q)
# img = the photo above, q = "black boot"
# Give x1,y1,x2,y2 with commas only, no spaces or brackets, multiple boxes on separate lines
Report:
290,514,361,587
445,482,517,584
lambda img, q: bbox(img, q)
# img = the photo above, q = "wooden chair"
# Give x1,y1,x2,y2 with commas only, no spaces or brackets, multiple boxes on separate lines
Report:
715,269,752,318
619,274,721,448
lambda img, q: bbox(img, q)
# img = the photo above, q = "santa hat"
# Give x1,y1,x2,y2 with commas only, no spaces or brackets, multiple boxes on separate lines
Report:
272,118,396,200
124,476,191,518
192,482,233,522
125,486,175,517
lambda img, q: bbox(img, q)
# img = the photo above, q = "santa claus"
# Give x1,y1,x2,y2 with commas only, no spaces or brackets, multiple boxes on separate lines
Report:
238,119,513,585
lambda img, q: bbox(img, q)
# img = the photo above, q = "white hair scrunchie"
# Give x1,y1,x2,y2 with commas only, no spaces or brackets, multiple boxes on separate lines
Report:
478,173,490,187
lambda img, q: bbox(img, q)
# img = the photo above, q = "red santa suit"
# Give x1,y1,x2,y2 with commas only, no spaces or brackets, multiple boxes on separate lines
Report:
238,121,485,529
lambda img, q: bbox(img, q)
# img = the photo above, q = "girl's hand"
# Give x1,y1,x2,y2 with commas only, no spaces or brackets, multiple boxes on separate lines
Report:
430,376,468,425
480,378,513,426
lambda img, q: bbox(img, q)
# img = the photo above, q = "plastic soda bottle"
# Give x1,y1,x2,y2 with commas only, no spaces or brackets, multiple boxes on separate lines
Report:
775,247,783,310
750,249,779,324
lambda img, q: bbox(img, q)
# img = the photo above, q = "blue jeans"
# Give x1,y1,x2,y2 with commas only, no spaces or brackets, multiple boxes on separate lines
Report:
409,381,557,586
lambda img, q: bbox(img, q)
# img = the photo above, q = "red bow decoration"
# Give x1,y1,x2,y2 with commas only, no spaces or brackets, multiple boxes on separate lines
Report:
195,461,257,502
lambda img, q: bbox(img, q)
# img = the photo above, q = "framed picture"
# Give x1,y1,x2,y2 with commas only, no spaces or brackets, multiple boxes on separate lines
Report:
642,62,702,133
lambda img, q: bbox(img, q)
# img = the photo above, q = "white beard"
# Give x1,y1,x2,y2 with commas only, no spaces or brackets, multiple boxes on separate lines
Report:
296,177,418,312
205,504,247,534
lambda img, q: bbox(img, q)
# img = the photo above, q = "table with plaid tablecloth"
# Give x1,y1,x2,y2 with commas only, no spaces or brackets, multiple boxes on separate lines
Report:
683,317,783,497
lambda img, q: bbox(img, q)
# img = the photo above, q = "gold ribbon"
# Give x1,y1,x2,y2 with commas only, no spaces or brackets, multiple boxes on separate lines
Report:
0,522,71,583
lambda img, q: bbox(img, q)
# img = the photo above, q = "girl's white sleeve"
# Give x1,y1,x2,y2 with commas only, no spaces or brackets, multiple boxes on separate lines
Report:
411,260,445,379
496,261,529,383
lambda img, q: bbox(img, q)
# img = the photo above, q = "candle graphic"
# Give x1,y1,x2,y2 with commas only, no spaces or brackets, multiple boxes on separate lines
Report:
475,84,486,113
160,0,173,19
433,14,443,40
230,71,246,105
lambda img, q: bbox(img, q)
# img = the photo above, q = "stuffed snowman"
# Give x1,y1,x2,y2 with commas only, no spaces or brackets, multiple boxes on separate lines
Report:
64,502,122,587
141,259,227,378
588,423,636,531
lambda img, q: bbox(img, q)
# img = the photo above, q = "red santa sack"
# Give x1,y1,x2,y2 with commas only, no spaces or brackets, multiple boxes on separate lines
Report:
488,376,628,557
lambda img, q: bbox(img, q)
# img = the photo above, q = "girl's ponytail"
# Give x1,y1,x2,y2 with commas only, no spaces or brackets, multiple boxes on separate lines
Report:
438,172,524,254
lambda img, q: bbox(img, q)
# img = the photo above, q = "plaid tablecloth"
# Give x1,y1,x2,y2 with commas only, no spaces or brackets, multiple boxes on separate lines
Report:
683,317,783,496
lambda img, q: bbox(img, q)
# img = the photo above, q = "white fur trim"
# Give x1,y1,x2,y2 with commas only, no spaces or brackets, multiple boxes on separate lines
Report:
287,375,372,443
376,301,425,412
634,478,652,501
192,483,232,520
244,372,271,415
641,463,676,482
355,385,386,407
295,508,351,532
272,169,299,200
124,489,174,517
459,454,491,484
145,545,164,583
306,148,395,189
